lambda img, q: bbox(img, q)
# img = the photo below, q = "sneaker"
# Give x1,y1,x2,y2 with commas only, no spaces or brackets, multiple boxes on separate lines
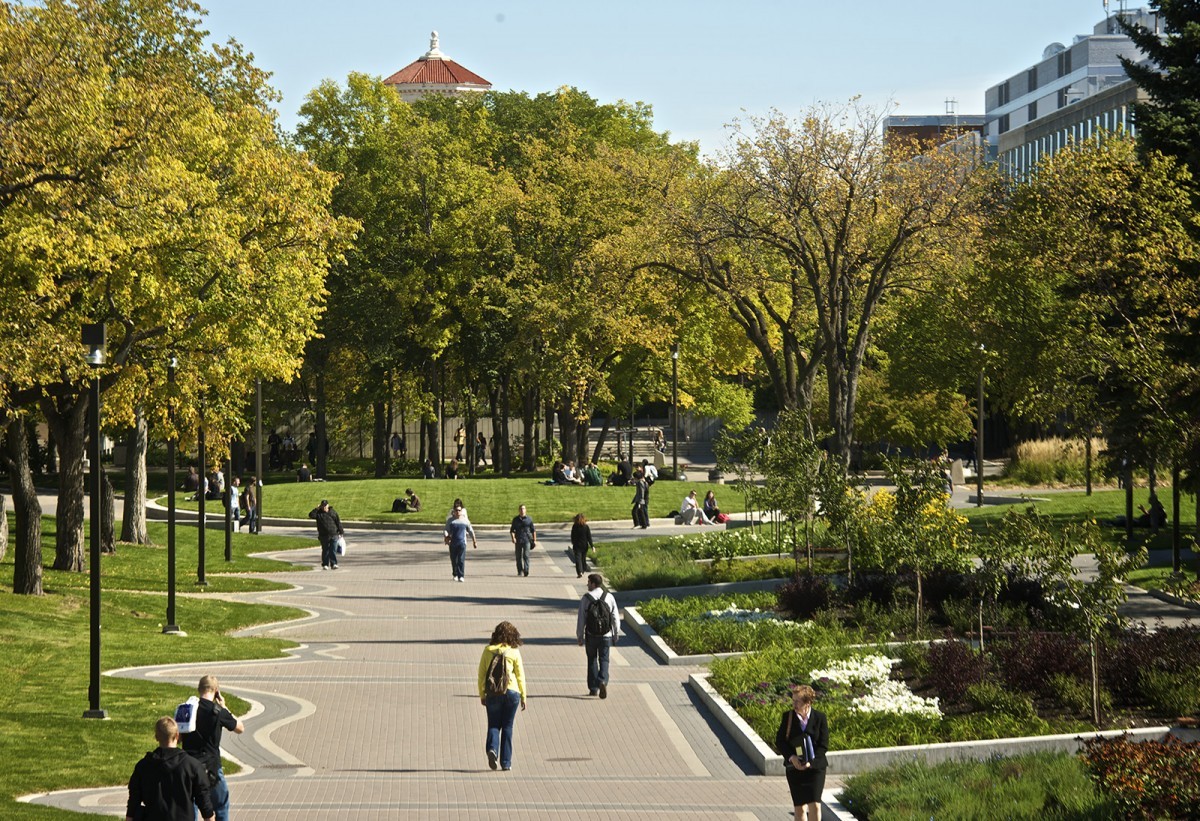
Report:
457,576,465,582
599,683,607,699
501,766,511,771
589,691,598,696
487,749,498,770
320,565,328,570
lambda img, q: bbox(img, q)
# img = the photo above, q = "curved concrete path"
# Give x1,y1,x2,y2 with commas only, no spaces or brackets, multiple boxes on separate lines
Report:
24,521,803,820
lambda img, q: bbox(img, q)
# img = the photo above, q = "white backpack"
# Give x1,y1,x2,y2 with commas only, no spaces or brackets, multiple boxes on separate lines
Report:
174,696,200,734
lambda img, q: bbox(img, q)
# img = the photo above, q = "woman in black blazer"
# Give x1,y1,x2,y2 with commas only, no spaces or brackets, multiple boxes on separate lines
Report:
775,684,829,820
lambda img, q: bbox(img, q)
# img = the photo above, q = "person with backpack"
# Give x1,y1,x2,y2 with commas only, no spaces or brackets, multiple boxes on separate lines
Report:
576,573,621,698
125,716,214,821
180,675,243,821
476,621,527,771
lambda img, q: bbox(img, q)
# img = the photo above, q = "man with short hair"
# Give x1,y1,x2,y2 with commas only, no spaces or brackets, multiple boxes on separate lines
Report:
308,499,343,570
444,505,477,582
577,573,621,698
509,504,537,577
180,676,243,821
126,716,214,821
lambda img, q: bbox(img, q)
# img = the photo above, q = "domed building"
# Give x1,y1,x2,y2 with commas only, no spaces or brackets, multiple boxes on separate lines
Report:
383,31,491,102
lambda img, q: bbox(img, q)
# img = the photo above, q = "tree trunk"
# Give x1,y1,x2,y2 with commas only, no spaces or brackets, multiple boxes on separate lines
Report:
120,409,149,545
372,400,388,478
522,386,538,472
575,412,590,466
40,393,88,572
558,404,578,464
499,373,512,477
101,472,115,554
592,415,611,464
5,417,44,594
0,494,6,563
1085,434,1093,496
418,418,427,465
1090,634,1101,726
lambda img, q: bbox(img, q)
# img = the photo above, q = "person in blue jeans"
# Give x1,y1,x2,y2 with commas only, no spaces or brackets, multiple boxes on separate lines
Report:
308,499,343,570
443,505,477,581
576,573,621,698
477,621,527,771
181,674,244,821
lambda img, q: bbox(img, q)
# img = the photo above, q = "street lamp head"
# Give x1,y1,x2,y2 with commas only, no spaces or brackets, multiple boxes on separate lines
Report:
81,322,107,368
671,342,679,360
168,354,179,371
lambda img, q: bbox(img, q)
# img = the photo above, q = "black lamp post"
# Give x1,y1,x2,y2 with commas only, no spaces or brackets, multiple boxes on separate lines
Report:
976,345,985,509
81,323,108,719
671,342,679,480
255,378,263,534
223,452,232,562
196,401,207,586
164,355,182,634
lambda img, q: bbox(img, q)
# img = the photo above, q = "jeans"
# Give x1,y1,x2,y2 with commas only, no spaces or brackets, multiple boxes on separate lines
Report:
448,542,466,578
195,766,229,821
632,503,649,528
241,506,257,533
485,689,521,769
321,537,338,568
573,546,589,576
514,540,531,575
585,635,612,693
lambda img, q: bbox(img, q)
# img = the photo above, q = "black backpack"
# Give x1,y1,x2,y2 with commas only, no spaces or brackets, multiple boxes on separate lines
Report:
485,650,509,696
585,590,614,636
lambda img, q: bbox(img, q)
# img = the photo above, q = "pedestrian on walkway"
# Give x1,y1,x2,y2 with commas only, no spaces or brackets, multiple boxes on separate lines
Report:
125,716,214,821
444,505,477,581
181,675,244,821
570,513,593,578
576,573,620,698
308,499,343,570
240,478,258,534
775,684,829,821
631,469,650,529
509,504,536,577
477,621,526,771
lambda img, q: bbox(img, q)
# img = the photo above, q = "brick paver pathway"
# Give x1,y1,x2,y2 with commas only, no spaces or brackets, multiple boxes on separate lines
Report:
31,523,798,820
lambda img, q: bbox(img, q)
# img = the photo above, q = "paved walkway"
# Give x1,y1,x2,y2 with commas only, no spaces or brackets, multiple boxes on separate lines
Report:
27,521,805,820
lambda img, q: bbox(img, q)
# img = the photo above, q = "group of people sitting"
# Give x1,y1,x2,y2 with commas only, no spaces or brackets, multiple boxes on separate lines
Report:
549,460,603,486
678,489,729,525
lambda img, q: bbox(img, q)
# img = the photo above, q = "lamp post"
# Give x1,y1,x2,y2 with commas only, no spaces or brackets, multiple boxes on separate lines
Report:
196,397,207,586
255,378,263,535
81,323,108,718
671,342,679,480
976,345,985,509
164,355,182,634
223,452,232,563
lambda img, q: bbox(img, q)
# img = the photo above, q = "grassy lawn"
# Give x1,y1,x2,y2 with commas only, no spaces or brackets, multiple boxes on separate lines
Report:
163,477,741,525
0,517,309,819
962,487,1198,548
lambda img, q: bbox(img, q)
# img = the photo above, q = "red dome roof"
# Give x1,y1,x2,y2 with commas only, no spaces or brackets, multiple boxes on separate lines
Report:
383,32,491,91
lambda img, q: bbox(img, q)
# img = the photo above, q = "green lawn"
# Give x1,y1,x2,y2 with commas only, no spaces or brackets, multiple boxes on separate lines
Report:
0,517,309,819
164,477,741,525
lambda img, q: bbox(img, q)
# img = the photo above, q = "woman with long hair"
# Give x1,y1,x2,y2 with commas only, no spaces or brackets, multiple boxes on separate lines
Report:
775,684,829,820
477,622,527,771
570,513,594,578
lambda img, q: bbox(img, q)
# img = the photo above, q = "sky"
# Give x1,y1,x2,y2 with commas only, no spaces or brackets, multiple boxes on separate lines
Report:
197,0,1123,155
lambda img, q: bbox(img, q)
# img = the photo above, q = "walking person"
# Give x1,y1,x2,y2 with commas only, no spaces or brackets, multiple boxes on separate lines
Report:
577,574,620,698
226,477,241,530
181,675,245,821
631,469,650,529
478,621,527,771
455,425,467,461
240,478,258,534
444,505,477,581
775,684,829,821
125,716,214,821
308,499,343,570
509,504,536,577
475,431,488,467
570,513,594,578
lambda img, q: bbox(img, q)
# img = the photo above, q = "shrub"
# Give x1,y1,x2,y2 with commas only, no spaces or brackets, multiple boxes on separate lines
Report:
1102,624,1200,702
1080,734,1200,820
842,752,1115,821
921,570,972,612
992,631,1087,697
775,572,835,619
1139,669,1200,718
966,682,1036,720
1005,436,1107,486
926,640,990,705
846,572,903,607
892,641,930,681
1048,672,1111,717
705,557,796,583
851,599,919,638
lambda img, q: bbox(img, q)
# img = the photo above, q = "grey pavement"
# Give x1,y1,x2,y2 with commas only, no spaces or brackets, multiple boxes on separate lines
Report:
25,519,808,820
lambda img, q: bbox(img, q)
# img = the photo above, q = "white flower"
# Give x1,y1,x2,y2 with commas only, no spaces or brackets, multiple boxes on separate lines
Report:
809,654,942,719
699,605,808,627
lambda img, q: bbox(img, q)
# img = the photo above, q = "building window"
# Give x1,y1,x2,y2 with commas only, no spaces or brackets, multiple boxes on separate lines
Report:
1027,101,1037,121
997,113,1010,134
1058,88,1069,108
998,81,1010,106
1057,50,1072,77
1027,67,1038,92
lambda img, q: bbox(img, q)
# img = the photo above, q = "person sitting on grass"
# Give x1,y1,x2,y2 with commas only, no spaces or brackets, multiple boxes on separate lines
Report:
392,489,422,513
583,461,603,486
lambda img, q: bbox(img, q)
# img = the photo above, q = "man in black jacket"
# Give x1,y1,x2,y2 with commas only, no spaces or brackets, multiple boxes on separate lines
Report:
181,675,244,821
126,716,214,821
309,499,344,569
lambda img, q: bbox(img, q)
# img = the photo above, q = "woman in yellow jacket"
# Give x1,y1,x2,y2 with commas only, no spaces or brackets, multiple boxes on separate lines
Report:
477,621,527,771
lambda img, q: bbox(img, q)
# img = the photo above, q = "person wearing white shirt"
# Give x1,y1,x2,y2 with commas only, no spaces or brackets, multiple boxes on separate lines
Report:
576,574,621,698
679,489,713,525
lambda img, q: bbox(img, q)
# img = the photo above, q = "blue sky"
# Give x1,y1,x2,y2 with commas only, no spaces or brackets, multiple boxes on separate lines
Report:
199,0,1119,154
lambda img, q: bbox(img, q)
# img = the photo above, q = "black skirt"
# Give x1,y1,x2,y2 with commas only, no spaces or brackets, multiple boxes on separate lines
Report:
785,765,825,805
